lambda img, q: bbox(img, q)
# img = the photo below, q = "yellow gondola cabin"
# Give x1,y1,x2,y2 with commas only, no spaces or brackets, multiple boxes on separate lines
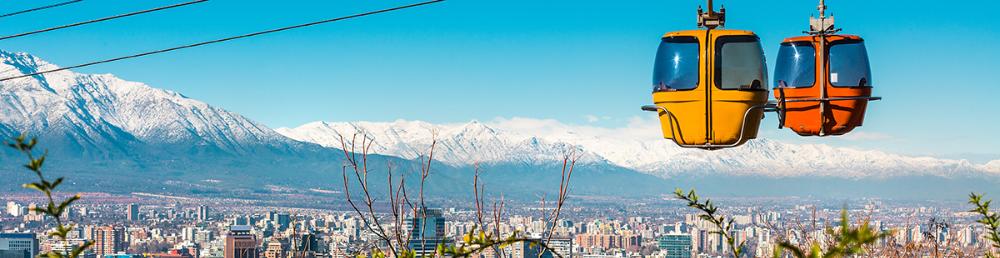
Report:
643,1,770,150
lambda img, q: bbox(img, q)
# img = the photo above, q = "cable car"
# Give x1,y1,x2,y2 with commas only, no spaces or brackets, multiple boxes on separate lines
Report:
772,0,881,136
641,0,771,150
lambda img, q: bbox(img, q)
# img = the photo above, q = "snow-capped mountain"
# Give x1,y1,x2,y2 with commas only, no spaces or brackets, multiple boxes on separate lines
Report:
0,50,664,198
278,118,1000,180
275,120,607,166
0,50,304,157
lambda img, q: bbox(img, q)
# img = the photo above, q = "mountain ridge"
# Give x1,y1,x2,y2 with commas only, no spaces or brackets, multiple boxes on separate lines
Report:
277,119,1000,180
0,50,670,199
0,50,310,158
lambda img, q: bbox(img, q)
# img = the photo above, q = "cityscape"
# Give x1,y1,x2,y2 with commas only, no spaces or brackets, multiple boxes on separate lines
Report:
1,0,999,257
1,193,996,258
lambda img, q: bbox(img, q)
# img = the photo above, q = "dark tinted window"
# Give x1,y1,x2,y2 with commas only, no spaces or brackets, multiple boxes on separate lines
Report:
653,37,699,91
715,36,767,90
774,42,816,88
829,41,872,87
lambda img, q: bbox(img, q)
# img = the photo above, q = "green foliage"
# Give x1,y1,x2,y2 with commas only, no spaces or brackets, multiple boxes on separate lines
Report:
437,226,562,258
675,188,888,258
674,188,745,257
773,209,890,258
7,135,93,258
970,193,1000,258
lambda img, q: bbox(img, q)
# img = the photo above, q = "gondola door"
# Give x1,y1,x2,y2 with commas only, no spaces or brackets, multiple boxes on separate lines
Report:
708,30,769,146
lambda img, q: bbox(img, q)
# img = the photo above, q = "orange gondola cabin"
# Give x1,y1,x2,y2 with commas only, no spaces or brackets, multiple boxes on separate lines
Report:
773,0,880,136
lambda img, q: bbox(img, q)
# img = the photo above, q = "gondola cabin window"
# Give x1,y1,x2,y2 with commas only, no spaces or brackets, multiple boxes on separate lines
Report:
774,42,816,88
653,36,700,92
829,41,872,87
715,36,768,90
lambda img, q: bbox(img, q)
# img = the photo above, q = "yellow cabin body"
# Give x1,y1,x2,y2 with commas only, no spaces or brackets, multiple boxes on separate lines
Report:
651,29,769,149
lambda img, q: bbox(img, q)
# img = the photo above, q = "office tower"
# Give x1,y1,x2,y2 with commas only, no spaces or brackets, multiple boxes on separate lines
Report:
197,206,210,222
5,202,21,217
234,216,249,226
0,233,39,258
94,226,125,257
225,225,259,258
277,213,291,231
127,204,139,222
405,208,446,257
62,206,76,221
297,233,319,253
659,233,693,258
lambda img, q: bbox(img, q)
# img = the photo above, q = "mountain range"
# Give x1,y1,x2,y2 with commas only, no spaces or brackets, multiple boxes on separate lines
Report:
1,50,998,200
276,119,1000,180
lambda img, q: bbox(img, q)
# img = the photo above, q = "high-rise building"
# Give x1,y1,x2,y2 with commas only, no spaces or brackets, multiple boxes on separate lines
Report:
263,242,283,258
197,206,210,222
546,238,573,258
5,202,22,217
127,204,139,222
405,208,446,257
94,226,125,257
225,225,259,258
296,233,319,253
510,239,550,258
195,230,214,245
182,227,197,242
0,233,39,258
659,233,693,258
23,204,43,222
233,216,250,226
277,213,291,231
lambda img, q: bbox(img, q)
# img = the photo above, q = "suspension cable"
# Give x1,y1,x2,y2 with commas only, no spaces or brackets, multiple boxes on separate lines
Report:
0,0,84,19
0,0,445,82
0,0,208,41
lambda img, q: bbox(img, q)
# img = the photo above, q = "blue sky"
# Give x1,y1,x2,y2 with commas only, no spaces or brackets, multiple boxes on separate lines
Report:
1,0,998,159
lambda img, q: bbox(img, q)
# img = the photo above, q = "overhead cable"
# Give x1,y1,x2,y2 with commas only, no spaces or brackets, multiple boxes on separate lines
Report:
0,0,445,82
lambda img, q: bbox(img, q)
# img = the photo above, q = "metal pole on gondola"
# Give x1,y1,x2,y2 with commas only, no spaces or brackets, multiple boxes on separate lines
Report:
819,0,827,136
811,0,832,136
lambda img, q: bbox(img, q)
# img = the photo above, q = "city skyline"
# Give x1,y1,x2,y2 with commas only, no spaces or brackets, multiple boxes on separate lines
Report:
1,193,993,258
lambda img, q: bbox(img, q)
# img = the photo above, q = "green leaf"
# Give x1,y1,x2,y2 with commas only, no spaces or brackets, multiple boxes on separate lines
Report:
22,182,45,192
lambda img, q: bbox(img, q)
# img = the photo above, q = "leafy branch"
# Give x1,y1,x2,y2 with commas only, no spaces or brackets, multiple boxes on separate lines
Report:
7,135,93,258
438,226,563,258
970,192,1000,258
773,209,890,258
674,188,744,257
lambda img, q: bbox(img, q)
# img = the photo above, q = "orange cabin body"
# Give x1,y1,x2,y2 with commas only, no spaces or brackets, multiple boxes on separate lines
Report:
773,35,873,136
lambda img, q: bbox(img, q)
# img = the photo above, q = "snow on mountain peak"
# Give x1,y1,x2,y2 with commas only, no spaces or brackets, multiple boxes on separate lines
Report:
279,118,1000,179
0,50,297,154
984,160,1000,173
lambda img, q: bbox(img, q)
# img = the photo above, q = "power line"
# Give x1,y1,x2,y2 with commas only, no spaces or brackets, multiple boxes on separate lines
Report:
0,0,445,82
0,0,208,41
0,0,84,19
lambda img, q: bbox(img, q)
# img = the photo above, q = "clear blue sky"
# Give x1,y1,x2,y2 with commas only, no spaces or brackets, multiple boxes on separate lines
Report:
1,0,998,158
